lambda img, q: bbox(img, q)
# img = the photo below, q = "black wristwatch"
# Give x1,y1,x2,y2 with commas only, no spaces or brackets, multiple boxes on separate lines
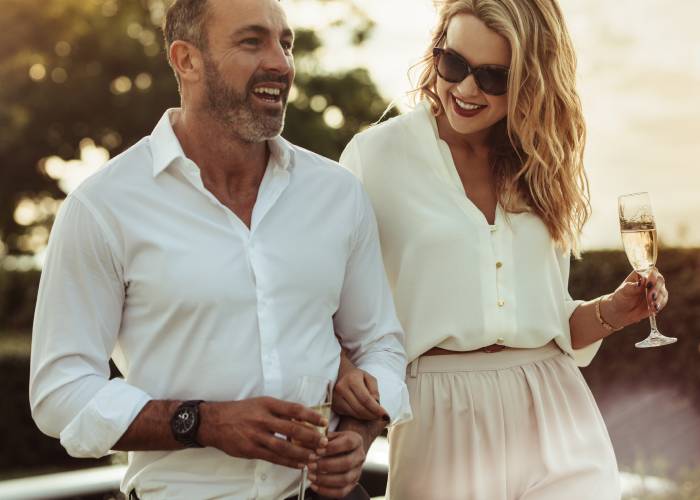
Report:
170,400,204,448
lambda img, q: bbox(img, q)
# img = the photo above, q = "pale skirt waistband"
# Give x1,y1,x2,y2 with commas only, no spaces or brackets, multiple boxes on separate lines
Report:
408,341,563,377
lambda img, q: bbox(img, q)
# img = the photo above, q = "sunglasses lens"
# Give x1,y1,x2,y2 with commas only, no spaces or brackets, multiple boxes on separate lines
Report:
435,48,509,95
474,68,508,95
437,51,469,83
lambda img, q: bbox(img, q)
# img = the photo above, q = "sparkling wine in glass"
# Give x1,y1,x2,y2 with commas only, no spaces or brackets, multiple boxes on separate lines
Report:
290,376,333,500
618,192,676,348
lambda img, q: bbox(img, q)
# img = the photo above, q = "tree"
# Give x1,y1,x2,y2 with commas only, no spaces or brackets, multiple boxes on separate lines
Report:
0,0,395,257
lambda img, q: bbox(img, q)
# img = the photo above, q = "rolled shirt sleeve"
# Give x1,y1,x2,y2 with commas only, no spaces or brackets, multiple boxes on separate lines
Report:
29,194,151,458
333,180,412,425
558,250,602,367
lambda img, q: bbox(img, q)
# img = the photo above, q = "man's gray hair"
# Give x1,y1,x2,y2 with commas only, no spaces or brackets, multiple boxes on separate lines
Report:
163,0,211,85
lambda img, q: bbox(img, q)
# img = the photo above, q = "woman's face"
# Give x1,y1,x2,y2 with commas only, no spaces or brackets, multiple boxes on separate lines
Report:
436,13,511,138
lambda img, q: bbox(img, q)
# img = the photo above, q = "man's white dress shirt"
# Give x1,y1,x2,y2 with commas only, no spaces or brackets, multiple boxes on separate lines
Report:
30,109,411,499
340,101,601,367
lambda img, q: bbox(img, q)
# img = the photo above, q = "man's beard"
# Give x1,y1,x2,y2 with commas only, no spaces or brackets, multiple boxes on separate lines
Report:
203,55,289,143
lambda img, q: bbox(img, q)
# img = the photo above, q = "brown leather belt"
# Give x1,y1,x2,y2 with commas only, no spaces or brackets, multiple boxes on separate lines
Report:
423,344,506,356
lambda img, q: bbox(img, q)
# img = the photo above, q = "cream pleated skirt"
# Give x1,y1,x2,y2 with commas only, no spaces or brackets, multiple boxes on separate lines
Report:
387,342,620,500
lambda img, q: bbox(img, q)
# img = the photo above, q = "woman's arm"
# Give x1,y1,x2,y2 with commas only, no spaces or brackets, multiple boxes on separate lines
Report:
570,269,669,349
333,349,390,421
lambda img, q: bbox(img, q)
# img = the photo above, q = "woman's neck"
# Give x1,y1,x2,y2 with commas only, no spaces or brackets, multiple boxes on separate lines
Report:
435,112,492,159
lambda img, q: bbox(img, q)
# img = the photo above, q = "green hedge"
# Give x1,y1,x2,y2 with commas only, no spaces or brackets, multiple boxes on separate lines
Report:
1,356,109,479
2,249,699,480
0,269,40,332
574,249,700,406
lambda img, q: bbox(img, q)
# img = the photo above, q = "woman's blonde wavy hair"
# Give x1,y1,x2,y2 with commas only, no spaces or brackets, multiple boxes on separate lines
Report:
410,0,590,256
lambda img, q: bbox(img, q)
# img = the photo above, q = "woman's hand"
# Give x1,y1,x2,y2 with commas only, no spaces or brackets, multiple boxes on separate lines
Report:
605,268,669,328
334,352,389,421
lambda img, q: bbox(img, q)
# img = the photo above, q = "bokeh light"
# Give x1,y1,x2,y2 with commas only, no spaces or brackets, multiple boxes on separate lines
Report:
323,106,345,129
28,63,46,81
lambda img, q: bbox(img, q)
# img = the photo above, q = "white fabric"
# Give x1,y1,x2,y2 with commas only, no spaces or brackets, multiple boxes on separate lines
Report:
30,109,411,499
387,344,620,500
339,101,601,366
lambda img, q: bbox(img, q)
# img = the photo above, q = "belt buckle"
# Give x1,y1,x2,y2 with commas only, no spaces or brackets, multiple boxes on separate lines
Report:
481,344,505,353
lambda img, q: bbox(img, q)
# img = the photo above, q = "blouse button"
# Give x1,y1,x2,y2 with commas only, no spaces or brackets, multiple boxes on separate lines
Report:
496,261,503,269
497,300,505,307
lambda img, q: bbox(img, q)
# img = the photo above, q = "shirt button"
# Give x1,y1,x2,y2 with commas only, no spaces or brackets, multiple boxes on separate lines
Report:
490,225,497,233
260,473,267,481
497,300,505,307
496,261,503,269
497,337,505,344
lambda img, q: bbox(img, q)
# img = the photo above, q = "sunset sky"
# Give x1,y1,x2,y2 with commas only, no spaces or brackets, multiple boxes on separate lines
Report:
289,0,700,250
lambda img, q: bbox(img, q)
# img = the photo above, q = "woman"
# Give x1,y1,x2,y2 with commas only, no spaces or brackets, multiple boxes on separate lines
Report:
332,1,668,499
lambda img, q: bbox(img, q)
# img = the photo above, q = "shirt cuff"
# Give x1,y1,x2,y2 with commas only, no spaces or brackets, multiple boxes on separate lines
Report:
571,339,603,367
359,363,412,426
60,378,151,458
564,298,603,367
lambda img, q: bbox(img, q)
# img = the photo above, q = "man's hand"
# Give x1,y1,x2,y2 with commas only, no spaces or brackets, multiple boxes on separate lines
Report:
200,397,328,469
307,430,366,498
308,414,386,498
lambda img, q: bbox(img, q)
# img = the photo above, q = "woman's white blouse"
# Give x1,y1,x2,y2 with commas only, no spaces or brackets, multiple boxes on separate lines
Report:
340,101,601,366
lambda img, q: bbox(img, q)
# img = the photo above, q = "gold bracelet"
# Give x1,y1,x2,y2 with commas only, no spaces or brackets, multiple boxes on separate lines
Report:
595,295,623,333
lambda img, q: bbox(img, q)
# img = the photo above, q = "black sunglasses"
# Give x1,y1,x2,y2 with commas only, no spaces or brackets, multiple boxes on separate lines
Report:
433,47,509,96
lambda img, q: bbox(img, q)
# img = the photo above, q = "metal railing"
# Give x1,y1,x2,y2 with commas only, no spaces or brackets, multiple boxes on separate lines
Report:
0,437,391,500
0,436,678,499
0,464,126,499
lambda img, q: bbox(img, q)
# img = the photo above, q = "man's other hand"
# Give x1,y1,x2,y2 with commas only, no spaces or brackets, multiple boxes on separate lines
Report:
200,397,328,469
307,430,366,498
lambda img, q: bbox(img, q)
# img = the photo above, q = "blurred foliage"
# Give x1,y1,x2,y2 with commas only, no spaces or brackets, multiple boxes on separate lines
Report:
0,270,40,331
0,0,395,255
575,249,700,409
0,0,395,481
3,249,699,481
0,356,109,479
1,0,697,492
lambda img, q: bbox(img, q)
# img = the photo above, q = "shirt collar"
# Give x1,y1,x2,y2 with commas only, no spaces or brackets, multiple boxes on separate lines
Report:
150,108,187,177
149,108,295,177
267,135,295,172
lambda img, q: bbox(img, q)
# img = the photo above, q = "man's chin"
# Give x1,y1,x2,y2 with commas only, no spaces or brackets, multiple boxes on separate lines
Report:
254,100,287,118
232,120,285,143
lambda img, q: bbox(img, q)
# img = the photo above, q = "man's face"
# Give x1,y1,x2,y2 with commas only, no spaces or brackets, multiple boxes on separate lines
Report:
201,0,295,143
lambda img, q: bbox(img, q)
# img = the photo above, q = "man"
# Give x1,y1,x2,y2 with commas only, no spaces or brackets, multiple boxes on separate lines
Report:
29,0,411,498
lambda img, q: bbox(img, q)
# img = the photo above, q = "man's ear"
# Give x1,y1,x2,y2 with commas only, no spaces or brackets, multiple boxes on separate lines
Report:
169,40,204,84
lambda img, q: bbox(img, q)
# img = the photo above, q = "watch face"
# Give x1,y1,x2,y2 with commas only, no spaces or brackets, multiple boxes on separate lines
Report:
173,408,196,435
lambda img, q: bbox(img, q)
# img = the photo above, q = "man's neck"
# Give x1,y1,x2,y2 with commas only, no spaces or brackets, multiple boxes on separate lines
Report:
170,107,273,228
171,107,269,198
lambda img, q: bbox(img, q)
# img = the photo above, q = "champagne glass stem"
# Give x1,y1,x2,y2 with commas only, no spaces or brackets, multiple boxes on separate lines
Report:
648,309,660,335
635,273,676,348
297,466,307,500
644,274,660,334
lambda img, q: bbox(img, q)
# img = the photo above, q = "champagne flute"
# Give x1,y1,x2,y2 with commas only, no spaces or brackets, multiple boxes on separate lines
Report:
290,375,333,500
618,192,676,348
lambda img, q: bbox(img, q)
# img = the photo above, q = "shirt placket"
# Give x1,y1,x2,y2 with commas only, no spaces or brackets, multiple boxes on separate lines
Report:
249,165,290,398
176,157,291,399
251,460,273,499
490,209,516,344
